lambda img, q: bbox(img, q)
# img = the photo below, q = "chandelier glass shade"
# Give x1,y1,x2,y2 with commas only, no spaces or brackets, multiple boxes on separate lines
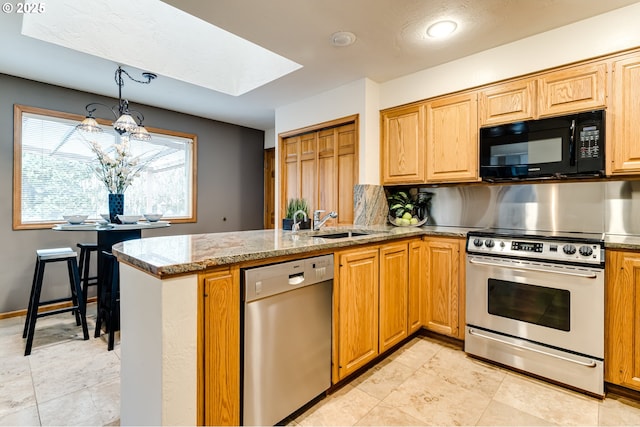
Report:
77,66,156,141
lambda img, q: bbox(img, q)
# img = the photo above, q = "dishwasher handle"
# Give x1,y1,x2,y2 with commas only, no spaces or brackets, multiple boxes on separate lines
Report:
288,272,305,286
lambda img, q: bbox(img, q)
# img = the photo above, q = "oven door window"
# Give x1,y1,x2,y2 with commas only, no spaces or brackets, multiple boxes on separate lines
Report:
487,279,570,331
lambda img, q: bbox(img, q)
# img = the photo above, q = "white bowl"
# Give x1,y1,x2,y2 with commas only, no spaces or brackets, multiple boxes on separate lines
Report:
143,213,163,222
100,213,110,222
117,214,141,224
63,215,88,224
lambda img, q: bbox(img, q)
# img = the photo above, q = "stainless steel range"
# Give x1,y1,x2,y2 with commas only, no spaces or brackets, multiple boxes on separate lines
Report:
465,229,605,396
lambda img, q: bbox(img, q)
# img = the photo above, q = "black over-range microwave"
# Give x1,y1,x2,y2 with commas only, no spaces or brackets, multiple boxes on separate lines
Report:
479,110,605,181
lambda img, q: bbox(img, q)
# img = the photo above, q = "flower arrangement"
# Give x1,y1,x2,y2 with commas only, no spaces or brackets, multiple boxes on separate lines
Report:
88,139,147,194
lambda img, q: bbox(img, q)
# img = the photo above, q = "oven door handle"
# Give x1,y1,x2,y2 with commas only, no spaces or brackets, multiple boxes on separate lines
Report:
467,328,598,368
468,257,599,278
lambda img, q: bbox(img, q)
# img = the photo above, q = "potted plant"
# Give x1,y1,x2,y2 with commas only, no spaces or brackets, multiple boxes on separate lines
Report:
283,198,311,230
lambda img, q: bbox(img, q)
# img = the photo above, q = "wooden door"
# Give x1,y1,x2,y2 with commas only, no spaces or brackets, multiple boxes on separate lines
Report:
300,132,317,213
280,136,300,219
609,53,640,175
201,267,240,426
479,79,536,126
537,62,606,117
605,250,640,391
279,117,359,225
263,148,275,229
425,92,479,183
423,238,460,337
317,128,337,226
379,242,409,353
336,123,357,225
381,103,426,184
408,239,423,334
336,247,379,380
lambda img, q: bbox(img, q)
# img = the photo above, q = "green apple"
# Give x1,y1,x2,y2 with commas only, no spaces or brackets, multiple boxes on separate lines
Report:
410,218,419,225
402,212,413,220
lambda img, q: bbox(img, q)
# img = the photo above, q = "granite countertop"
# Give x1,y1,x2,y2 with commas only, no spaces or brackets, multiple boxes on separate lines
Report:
604,234,640,251
111,224,473,277
111,224,640,278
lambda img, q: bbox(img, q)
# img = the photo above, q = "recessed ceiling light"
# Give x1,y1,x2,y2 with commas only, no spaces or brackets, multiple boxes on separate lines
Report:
330,31,357,47
426,20,458,38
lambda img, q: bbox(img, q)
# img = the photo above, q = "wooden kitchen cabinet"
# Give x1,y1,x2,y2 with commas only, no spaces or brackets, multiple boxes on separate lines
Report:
609,52,640,175
479,78,536,126
537,62,606,117
379,242,409,353
605,250,640,391
425,92,479,183
381,103,426,184
335,246,380,381
408,239,424,334
200,266,241,426
422,237,464,339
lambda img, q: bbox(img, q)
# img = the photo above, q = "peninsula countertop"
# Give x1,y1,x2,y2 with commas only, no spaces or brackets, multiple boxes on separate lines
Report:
111,225,471,277
111,224,640,278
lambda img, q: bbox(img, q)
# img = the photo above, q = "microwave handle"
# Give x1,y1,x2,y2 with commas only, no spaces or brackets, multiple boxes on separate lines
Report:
569,119,576,166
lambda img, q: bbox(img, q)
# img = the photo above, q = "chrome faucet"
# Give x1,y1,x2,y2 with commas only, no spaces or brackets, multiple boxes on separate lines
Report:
313,210,338,230
291,209,308,233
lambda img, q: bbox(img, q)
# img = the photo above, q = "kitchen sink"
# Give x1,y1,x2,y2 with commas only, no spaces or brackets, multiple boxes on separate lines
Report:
314,231,373,239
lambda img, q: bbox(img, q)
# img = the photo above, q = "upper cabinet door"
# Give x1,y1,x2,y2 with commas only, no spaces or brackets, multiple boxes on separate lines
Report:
610,53,640,175
479,79,536,126
425,92,479,183
537,63,606,117
381,103,426,185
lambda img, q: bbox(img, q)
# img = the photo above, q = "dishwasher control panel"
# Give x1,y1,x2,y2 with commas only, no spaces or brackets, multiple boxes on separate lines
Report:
243,254,334,302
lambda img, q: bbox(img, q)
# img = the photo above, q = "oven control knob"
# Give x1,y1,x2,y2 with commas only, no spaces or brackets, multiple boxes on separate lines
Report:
485,239,495,248
473,238,484,247
563,244,577,255
579,245,593,257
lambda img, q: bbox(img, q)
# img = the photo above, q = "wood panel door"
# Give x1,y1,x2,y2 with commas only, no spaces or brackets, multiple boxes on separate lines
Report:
317,128,336,226
605,250,640,391
336,123,357,225
379,242,409,353
300,132,317,213
263,148,275,229
201,267,240,426
609,53,640,175
281,136,300,219
408,239,424,334
381,103,426,184
423,238,461,338
336,247,379,380
479,79,536,126
425,92,479,183
279,117,358,225
537,62,606,117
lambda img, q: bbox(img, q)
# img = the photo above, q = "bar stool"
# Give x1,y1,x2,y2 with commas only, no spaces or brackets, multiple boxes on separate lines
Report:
23,247,90,356
95,251,119,351
77,243,98,313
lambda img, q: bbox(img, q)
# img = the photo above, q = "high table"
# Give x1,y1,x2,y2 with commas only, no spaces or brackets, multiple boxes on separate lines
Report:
53,220,171,258
52,221,171,325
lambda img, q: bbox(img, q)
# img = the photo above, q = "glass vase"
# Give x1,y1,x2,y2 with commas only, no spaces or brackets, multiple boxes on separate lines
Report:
108,193,124,224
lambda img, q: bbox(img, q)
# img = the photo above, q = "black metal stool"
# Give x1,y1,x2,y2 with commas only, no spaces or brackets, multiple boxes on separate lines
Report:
23,247,90,356
95,251,119,351
77,243,99,313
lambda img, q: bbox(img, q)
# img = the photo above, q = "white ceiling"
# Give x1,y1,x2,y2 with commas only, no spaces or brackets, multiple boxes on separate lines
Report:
1,0,639,131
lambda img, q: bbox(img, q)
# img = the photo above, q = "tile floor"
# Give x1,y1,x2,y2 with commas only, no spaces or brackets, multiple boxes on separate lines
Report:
2,309,640,426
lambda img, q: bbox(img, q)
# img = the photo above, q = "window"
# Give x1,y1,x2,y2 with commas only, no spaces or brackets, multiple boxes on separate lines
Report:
14,104,197,229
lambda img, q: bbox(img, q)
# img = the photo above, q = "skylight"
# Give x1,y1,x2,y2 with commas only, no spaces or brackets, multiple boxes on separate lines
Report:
21,0,302,96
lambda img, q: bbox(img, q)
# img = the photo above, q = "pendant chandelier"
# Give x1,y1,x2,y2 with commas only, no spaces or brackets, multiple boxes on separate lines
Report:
76,66,157,141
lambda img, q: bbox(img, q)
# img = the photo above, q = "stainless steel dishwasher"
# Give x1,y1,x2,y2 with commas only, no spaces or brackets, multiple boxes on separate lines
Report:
242,254,333,426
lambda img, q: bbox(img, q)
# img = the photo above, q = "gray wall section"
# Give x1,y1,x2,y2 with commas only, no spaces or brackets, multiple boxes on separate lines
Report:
0,74,264,313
